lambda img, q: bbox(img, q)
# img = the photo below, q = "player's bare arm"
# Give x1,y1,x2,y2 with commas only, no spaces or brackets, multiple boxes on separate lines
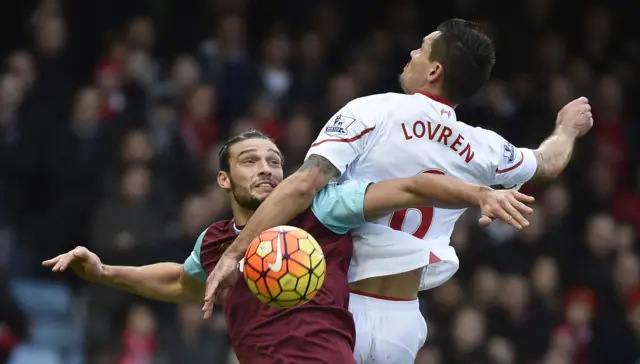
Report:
532,97,594,179
225,154,339,259
362,173,535,229
42,247,204,303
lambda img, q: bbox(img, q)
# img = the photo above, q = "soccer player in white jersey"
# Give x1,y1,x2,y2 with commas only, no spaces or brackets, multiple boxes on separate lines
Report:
204,19,594,363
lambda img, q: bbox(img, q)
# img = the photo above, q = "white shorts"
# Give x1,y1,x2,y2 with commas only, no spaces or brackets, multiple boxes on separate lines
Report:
349,292,427,364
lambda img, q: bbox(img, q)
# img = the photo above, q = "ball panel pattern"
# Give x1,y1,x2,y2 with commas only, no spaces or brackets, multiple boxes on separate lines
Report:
243,226,326,308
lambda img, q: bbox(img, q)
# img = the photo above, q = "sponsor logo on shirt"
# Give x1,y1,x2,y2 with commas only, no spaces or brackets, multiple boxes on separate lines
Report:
324,114,356,137
503,143,516,163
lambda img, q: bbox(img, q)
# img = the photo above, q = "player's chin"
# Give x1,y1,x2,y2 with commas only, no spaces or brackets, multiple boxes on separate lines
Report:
250,189,273,201
398,74,409,92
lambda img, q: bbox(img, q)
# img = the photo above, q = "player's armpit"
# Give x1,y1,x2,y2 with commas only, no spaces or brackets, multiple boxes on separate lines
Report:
178,268,206,302
362,174,485,221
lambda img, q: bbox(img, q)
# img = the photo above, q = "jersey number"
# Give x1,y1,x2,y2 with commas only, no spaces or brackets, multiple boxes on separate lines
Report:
388,169,445,239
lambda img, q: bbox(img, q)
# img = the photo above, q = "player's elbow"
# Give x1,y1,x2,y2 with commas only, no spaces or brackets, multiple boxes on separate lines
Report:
286,171,324,201
362,180,415,221
400,178,426,203
293,154,340,194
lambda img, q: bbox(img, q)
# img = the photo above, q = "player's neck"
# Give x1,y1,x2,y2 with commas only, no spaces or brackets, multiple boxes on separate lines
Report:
230,202,255,227
409,84,455,108
415,91,455,108
413,89,454,108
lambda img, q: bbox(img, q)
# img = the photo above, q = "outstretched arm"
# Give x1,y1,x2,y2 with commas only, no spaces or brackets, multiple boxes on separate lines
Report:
225,154,339,259
99,263,204,303
42,247,204,303
532,97,593,180
363,174,534,229
363,174,487,219
310,174,535,235
531,129,578,180
489,97,593,189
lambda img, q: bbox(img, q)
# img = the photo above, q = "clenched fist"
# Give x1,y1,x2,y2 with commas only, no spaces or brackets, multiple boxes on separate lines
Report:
556,97,594,137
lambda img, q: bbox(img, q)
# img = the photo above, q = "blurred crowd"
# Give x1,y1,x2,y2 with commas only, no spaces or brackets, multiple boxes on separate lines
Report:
1,0,639,363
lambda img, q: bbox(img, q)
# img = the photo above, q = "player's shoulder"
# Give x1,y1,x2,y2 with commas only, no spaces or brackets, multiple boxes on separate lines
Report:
457,123,508,152
201,220,236,249
349,93,431,127
350,92,407,104
293,207,353,242
458,124,518,172
291,208,325,233
347,93,415,113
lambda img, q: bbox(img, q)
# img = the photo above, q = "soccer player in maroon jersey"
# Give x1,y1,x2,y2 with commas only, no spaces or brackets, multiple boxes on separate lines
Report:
43,131,533,363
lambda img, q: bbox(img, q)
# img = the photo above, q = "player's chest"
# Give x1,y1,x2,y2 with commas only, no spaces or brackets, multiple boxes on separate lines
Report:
352,143,489,184
200,235,236,273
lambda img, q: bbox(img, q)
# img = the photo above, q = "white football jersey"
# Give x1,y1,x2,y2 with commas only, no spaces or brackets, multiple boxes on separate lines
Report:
306,92,538,290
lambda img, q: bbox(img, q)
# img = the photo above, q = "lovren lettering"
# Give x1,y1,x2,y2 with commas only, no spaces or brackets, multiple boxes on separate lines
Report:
401,120,475,163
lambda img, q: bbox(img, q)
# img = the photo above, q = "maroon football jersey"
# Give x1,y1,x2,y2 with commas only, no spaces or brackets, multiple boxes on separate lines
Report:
200,208,356,364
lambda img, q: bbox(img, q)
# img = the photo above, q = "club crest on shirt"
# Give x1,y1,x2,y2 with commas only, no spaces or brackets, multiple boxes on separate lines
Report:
324,114,356,137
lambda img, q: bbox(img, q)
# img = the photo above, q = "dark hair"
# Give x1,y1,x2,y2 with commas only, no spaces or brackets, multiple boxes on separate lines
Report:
430,19,496,104
218,130,277,173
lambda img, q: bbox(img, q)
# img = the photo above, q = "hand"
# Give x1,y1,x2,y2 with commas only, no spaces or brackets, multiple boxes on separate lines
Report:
202,251,242,319
42,246,105,282
476,187,535,229
556,96,594,137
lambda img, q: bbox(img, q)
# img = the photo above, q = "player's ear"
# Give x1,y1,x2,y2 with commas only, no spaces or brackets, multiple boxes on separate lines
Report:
427,63,443,83
218,171,232,191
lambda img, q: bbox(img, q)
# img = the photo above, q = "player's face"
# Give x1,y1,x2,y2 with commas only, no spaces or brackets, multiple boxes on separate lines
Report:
218,138,284,210
399,31,444,94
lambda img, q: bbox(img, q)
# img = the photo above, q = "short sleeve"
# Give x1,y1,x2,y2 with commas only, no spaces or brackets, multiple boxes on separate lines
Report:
305,97,379,175
311,180,372,234
183,229,208,282
492,141,538,189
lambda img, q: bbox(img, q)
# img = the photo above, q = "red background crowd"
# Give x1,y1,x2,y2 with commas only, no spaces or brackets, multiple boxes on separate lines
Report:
0,0,639,363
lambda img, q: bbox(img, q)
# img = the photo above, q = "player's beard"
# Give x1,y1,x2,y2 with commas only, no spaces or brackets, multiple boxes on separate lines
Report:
229,178,265,211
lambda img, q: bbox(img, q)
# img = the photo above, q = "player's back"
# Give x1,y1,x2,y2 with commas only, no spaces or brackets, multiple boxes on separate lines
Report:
199,209,355,363
336,92,536,288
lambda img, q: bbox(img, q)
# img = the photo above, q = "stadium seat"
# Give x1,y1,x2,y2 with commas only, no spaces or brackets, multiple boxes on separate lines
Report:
30,317,84,350
7,345,62,364
66,350,86,364
5,239,39,279
9,279,72,317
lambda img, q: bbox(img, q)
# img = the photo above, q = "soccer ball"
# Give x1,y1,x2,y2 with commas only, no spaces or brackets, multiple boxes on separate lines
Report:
242,225,326,308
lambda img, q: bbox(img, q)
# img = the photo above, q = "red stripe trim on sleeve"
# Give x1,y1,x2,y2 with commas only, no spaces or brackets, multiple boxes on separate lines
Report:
496,150,524,174
310,127,375,147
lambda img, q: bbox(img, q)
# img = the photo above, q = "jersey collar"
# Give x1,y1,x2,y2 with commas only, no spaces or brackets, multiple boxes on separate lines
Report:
231,220,242,235
415,91,455,108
